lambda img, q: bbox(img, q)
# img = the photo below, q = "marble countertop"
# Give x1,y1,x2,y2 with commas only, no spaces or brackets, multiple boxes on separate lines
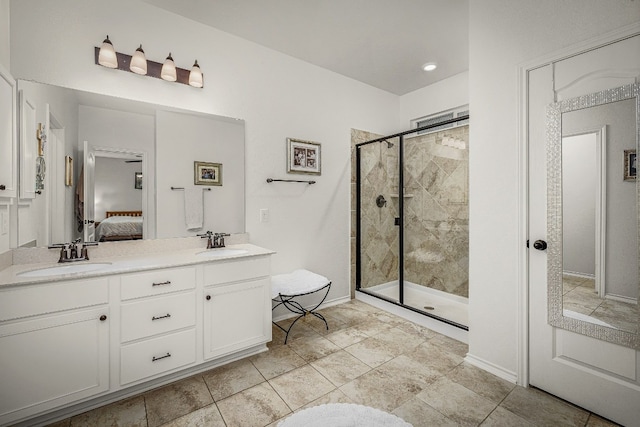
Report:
0,243,275,288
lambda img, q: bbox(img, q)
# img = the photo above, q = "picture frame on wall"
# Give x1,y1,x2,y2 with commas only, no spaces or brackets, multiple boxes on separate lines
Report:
624,149,636,181
134,172,143,189
194,161,222,186
287,138,321,175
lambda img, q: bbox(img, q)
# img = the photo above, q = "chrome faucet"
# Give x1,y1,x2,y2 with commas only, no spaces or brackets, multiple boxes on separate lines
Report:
197,231,230,249
197,231,214,249
49,238,99,263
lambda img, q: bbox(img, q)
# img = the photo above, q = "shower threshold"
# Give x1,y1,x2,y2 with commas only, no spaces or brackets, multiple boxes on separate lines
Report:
356,281,468,343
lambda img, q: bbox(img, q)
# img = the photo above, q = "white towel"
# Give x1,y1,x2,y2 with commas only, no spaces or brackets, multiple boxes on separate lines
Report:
184,188,204,230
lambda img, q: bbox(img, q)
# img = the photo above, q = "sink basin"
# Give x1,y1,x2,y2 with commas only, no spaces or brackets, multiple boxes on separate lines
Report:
17,262,113,278
196,248,248,258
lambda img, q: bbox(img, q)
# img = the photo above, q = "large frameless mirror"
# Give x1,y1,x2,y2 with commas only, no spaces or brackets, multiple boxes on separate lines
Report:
547,83,639,349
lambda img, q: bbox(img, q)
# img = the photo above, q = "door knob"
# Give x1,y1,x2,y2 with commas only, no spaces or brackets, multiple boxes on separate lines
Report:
533,240,547,251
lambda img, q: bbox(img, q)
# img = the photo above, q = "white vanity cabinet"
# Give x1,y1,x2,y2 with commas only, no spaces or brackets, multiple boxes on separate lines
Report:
119,266,197,385
0,278,110,425
203,256,272,359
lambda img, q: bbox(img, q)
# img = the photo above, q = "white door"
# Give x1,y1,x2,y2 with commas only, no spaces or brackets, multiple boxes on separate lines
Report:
83,140,96,242
528,36,640,426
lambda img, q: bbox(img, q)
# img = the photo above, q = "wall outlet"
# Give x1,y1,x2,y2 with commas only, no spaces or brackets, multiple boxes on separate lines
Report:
0,211,7,235
260,208,270,223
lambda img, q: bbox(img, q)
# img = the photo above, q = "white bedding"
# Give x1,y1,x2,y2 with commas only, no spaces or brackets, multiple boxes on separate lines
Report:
96,216,143,240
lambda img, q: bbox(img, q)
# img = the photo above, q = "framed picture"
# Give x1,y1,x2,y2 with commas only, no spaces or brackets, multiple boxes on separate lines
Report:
624,149,636,181
134,172,143,189
287,138,321,175
194,161,222,186
64,156,73,187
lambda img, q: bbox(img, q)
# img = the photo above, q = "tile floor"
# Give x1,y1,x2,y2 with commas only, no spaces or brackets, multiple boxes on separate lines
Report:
48,300,619,427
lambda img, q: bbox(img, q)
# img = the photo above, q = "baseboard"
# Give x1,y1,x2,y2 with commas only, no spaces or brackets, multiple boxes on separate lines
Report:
464,353,518,384
271,295,350,323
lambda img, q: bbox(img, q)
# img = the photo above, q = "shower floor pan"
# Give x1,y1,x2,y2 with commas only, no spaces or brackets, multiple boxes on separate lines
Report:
363,281,468,328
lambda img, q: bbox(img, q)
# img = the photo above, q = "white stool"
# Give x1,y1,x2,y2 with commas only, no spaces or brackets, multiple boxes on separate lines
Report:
271,269,331,344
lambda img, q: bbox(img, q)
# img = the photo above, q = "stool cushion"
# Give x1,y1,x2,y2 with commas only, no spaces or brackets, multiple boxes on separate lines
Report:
271,269,330,299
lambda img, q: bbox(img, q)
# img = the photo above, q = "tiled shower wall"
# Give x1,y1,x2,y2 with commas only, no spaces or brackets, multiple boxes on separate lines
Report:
351,126,469,299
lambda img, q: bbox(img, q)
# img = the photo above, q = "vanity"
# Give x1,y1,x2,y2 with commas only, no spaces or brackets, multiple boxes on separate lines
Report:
0,238,274,427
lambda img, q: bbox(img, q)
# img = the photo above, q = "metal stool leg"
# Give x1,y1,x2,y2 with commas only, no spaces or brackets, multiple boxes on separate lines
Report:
272,282,331,344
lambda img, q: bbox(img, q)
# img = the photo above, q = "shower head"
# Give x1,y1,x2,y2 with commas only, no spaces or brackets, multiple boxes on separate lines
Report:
383,139,394,148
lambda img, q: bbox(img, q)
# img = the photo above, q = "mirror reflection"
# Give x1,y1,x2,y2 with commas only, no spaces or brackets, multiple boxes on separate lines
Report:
15,80,245,248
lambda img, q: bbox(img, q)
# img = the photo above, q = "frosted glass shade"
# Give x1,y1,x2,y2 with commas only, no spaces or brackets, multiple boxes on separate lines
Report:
161,53,177,82
98,36,118,68
130,45,147,75
189,60,203,88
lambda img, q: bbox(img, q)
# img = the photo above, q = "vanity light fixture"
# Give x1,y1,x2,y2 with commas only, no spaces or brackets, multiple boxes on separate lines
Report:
189,60,203,88
161,53,177,82
129,44,147,75
94,38,203,88
98,35,118,68
422,62,437,72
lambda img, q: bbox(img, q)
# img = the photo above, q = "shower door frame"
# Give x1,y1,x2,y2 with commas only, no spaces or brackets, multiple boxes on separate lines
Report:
355,115,470,330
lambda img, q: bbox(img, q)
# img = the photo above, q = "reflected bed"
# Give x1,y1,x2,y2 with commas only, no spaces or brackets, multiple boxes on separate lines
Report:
96,211,143,242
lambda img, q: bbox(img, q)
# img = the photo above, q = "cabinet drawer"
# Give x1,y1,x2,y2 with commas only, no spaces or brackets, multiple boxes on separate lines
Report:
120,292,196,342
120,328,196,385
0,278,109,322
203,256,270,285
120,267,196,300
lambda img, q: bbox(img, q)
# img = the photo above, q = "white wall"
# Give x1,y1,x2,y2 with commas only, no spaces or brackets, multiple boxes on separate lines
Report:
468,0,640,376
0,0,8,70
399,71,469,126
94,157,142,220
9,0,400,305
562,134,596,276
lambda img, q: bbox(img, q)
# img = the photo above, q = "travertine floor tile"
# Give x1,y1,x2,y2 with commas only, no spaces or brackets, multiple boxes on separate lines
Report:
144,376,214,427
480,406,534,426
373,326,425,354
310,350,371,387
447,362,515,403
344,337,398,368
298,389,353,410
216,382,290,427
339,369,417,412
268,365,336,410
392,397,458,427
202,358,265,401
585,413,622,426
500,386,589,427
158,403,226,427
408,340,464,375
430,333,469,358
375,354,440,391
416,376,497,427
70,396,146,427
287,334,340,362
324,325,370,348
250,344,306,380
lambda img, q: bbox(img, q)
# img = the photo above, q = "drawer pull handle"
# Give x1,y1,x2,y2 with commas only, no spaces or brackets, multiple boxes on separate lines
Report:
152,313,171,321
152,352,171,362
100,315,107,321
206,295,211,301
152,280,172,287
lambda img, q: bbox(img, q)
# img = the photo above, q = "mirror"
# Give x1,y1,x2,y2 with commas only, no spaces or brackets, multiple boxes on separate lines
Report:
14,80,246,248
547,83,639,349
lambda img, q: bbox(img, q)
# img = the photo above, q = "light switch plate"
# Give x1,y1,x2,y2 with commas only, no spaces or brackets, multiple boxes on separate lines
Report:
260,208,269,223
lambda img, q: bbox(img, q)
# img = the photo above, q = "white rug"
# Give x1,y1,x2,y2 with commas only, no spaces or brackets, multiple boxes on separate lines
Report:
278,403,412,427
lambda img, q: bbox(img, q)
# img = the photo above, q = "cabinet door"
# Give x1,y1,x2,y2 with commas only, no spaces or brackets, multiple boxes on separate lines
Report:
204,278,271,360
0,307,109,424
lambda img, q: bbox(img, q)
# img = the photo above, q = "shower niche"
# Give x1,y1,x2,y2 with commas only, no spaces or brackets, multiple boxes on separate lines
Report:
353,115,469,329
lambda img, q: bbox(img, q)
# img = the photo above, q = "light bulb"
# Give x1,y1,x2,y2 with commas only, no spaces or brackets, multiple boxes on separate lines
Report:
98,35,118,69
130,44,147,75
189,60,203,88
422,62,437,72
161,53,177,82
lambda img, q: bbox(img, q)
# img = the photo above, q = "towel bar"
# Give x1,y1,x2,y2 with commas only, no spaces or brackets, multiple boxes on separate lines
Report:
171,186,212,191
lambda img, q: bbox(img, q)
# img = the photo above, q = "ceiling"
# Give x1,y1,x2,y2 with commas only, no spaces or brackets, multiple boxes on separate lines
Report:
143,0,469,95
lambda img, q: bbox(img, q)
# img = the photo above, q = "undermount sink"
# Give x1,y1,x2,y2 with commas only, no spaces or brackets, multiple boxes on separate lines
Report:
17,262,113,278
196,248,248,258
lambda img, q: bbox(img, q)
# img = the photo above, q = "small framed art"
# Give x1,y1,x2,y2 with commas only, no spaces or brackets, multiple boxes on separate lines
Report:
194,161,222,186
287,138,321,175
624,149,636,181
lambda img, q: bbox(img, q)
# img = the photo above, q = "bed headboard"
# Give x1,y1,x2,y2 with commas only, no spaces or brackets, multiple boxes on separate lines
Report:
105,211,143,218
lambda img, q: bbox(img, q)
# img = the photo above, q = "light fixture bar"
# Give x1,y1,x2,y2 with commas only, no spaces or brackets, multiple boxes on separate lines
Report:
94,47,203,88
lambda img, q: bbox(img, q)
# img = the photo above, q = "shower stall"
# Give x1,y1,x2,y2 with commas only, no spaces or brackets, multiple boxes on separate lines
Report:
354,113,469,329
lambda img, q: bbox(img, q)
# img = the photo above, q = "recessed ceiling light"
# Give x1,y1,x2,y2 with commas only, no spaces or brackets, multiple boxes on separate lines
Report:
422,62,437,72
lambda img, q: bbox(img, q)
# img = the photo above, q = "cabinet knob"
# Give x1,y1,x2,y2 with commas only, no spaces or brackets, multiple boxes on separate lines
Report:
0,185,5,190
206,295,211,301
100,315,107,321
